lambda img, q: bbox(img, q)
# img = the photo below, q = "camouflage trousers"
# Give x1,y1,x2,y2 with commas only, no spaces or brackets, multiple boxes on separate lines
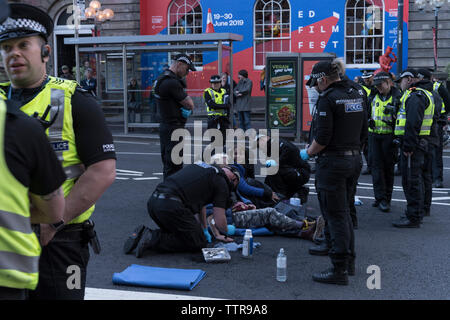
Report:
232,207,301,231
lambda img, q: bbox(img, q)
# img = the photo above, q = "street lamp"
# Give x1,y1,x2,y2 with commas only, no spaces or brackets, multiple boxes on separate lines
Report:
84,1,114,97
416,0,447,71
84,0,114,36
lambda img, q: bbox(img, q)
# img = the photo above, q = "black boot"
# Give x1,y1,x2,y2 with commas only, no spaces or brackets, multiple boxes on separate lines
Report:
309,241,330,256
135,227,154,258
312,264,348,285
123,225,146,254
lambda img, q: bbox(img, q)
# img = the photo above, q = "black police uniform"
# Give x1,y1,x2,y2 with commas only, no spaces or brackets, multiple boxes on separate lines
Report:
143,163,232,253
1,101,66,300
313,80,367,279
0,3,117,300
395,81,437,226
154,70,189,179
368,85,402,209
264,138,311,203
430,82,450,186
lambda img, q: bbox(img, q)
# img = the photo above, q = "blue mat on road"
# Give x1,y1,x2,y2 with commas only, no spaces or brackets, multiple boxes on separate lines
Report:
234,227,274,236
112,264,206,291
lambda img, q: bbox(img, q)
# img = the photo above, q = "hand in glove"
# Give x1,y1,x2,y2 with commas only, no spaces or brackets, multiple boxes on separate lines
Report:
265,159,277,167
300,149,310,161
181,107,192,118
203,228,212,243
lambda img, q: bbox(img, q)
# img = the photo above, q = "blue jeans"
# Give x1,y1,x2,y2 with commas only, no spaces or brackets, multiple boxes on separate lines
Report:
238,111,251,131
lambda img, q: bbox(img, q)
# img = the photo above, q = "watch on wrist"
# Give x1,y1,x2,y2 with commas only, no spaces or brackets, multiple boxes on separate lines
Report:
51,220,65,232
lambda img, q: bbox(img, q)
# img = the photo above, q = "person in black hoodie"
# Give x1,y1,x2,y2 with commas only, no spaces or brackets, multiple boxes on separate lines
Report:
258,135,311,204
417,68,449,188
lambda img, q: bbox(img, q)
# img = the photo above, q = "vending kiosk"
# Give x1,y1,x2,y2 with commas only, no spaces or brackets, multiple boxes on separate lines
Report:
265,52,335,141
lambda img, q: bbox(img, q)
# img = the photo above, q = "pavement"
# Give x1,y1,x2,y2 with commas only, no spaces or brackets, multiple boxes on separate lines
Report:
84,129,450,300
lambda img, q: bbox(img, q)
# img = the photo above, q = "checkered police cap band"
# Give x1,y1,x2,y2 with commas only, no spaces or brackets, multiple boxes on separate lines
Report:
0,17,47,35
310,72,326,79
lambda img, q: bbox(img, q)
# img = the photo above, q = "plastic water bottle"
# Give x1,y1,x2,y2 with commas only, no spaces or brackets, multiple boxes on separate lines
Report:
242,229,253,258
276,248,287,282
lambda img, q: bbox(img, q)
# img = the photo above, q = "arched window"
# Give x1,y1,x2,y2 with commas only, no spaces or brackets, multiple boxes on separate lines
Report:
168,0,203,68
345,0,384,67
254,0,291,69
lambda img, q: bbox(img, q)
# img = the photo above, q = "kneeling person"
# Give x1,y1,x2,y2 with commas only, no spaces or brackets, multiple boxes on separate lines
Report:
124,163,239,257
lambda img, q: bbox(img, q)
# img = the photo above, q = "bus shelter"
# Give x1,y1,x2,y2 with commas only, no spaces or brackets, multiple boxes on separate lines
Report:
64,33,243,133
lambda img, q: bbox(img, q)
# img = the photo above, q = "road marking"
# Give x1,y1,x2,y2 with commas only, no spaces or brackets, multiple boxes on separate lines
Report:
117,169,144,174
114,140,150,145
153,172,164,175
115,177,129,180
84,287,220,300
116,152,161,156
431,196,450,201
133,177,160,180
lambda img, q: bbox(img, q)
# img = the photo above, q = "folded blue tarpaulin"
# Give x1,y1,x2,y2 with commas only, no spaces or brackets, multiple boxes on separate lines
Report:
234,227,274,236
112,264,206,291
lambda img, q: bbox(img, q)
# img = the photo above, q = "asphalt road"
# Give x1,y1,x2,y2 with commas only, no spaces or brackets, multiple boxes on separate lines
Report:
85,135,450,300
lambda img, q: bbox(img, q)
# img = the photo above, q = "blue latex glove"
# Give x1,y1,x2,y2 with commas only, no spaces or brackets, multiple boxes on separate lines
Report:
181,107,192,118
300,149,310,161
226,225,236,236
265,159,277,167
203,228,212,243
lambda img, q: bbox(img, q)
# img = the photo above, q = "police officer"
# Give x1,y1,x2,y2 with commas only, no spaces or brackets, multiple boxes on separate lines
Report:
0,3,117,299
258,134,311,204
360,70,374,175
153,54,196,179
393,69,436,227
204,74,230,142
417,68,450,188
123,163,239,257
368,72,402,212
300,61,367,285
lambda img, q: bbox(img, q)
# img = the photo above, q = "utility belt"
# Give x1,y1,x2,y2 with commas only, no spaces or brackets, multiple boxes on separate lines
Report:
152,191,184,204
394,137,430,152
319,149,361,157
32,220,101,254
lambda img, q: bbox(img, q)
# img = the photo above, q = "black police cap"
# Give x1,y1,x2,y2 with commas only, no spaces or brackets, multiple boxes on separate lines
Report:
361,69,374,79
373,72,391,85
395,68,418,82
0,3,53,42
210,74,221,83
306,61,339,87
173,53,196,71
417,68,432,80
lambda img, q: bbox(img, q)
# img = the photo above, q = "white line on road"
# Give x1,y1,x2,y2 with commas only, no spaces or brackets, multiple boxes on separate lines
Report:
117,169,144,174
116,152,161,156
133,177,160,180
115,177,129,180
114,140,150,145
84,287,220,300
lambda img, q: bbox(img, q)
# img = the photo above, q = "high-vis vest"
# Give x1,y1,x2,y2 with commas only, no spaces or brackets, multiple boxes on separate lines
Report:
361,85,371,97
369,95,395,134
0,77,94,224
0,100,41,290
204,88,227,116
433,82,446,114
395,87,435,136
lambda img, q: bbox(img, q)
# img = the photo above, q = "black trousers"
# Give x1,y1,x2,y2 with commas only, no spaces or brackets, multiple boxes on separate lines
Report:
431,124,444,183
159,122,185,179
28,227,90,300
147,196,207,253
370,133,395,203
265,167,310,202
400,147,432,222
207,115,230,144
315,154,362,267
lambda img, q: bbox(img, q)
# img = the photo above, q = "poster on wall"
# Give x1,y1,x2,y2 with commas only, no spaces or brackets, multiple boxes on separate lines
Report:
267,59,297,131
